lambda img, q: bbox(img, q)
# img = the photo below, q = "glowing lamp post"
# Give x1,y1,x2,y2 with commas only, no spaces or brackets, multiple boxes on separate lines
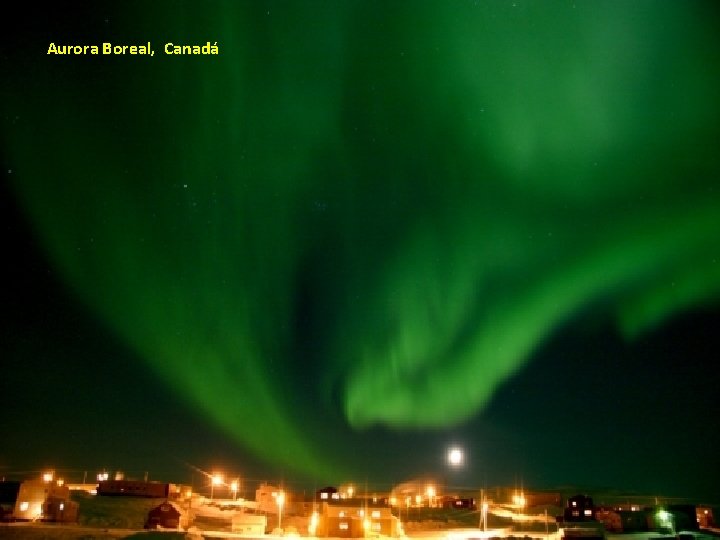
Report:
482,500,489,532
276,491,285,530
211,473,223,500
426,485,436,508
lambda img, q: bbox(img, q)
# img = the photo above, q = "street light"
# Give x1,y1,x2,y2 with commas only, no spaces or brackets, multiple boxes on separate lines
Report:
482,500,489,532
210,473,223,501
276,491,285,530
426,485,436,508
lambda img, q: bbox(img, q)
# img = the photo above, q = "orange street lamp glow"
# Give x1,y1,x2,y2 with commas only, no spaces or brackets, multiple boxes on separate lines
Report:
210,473,223,500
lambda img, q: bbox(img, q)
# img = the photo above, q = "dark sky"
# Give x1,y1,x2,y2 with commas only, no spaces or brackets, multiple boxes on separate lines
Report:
2,2,719,502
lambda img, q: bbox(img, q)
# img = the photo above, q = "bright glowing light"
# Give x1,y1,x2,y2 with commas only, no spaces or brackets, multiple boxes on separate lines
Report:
390,497,397,506
42,471,54,482
309,511,319,535
447,447,464,467
347,485,354,498
97,472,109,482
20,502,29,512
210,473,224,500
277,491,285,530
426,485,436,498
56,478,64,487
513,494,526,507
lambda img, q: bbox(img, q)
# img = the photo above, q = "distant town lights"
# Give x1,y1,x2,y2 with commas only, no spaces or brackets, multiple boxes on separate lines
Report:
42,471,54,482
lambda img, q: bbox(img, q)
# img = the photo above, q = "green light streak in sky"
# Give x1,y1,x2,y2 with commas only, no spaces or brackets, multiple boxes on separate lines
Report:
5,2,720,478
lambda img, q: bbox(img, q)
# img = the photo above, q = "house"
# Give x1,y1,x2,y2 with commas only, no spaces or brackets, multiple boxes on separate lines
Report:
43,496,79,523
596,509,650,533
145,501,188,530
13,480,77,522
256,483,286,514
697,507,714,528
313,499,402,538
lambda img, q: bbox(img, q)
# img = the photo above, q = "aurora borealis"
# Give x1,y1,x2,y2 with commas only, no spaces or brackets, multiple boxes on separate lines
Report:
2,2,720,498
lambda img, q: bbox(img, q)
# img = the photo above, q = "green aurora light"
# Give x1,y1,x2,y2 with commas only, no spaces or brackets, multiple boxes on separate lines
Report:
4,2,720,480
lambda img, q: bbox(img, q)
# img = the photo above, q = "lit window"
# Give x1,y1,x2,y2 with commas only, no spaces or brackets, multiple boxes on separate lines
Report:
20,502,29,512
584,510,592,516
332,493,340,499
358,510,364,517
572,501,577,507
59,503,64,511
372,511,380,518
339,522,349,530
373,523,382,531
339,511,345,517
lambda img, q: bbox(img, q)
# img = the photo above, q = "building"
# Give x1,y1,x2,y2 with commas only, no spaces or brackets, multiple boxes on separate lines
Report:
97,480,172,498
697,507,715,528
313,498,402,538
145,501,188,530
255,483,288,514
43,495,79,523
596,509,650,533
13,480,77,522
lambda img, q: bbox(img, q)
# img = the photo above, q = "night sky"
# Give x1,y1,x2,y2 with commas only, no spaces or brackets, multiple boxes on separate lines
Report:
2,2,720,502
